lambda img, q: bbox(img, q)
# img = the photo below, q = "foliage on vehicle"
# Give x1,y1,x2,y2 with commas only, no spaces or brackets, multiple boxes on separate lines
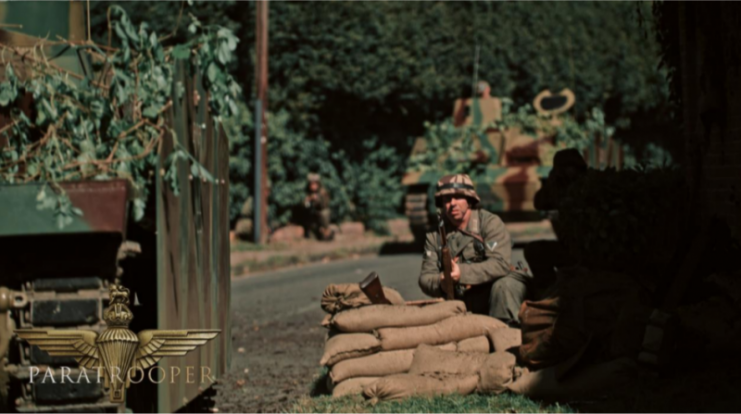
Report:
406,102,614,177
0,6,240,227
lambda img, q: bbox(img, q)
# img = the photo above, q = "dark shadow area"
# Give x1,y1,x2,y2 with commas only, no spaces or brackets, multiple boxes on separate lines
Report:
176,386,218,413
521,213,741,412
379,241,424,256
498,211,544,223
309,369,331,397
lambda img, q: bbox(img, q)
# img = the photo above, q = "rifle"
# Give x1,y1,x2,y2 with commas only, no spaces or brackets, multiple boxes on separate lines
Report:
359,271,391,305
438,213,455,300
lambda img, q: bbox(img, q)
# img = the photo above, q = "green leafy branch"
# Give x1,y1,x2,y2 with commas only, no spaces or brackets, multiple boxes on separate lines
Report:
0,6,240,227
407,120,489,176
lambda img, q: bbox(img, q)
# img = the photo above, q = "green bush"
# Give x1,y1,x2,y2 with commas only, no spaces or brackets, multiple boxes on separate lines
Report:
265,2,668,147
225,103,402,233
93,1,670,159
338,138,404,234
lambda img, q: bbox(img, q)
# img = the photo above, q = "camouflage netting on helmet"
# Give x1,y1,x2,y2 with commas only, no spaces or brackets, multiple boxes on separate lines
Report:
434,174,481,204
556,166,687,277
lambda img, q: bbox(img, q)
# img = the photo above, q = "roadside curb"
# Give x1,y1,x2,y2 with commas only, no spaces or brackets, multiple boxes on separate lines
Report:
230,239,397,278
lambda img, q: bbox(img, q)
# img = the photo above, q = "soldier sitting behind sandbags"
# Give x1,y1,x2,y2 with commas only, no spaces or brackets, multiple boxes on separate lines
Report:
418,174,531,327
303,173,335,241
525,149,587,298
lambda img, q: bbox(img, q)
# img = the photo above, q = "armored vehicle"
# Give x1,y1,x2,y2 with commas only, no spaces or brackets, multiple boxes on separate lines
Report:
0,3,230,413
403,88,624,245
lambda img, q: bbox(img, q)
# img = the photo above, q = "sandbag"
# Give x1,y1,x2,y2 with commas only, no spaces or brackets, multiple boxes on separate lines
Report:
331,350,414,383
506,357,637,399
478,352,521,394
320,333,381,366
408,344,489,376
456,336,491,353
330,301,466,333
332,377,380,398
363,373,479,402
488,327,522,352
378,314,507,351
321,284,405,314
408,345,520,395
330,342,462,383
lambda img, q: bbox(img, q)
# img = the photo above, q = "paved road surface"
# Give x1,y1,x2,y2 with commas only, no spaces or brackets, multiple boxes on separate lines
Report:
215,250,525,412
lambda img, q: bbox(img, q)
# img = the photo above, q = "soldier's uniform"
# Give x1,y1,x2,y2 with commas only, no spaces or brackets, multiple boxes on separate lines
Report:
525,149,586,297
304,173,333,241
419,174,531,326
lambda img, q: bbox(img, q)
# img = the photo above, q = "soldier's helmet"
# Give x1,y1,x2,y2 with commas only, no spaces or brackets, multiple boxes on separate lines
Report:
476,81,490,95
434,174,481,207
307,173,321,183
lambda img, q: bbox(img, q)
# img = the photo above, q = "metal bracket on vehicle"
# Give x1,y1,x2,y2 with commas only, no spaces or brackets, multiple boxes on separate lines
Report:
0,287,27,359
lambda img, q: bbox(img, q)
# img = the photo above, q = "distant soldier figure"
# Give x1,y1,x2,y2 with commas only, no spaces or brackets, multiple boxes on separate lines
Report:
419,174,531,326
525,149,587,297
477,80,492,99
303,173,334,241
454,80,498,127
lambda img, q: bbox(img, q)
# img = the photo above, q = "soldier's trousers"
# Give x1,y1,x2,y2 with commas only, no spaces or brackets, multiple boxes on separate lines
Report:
460,271,531,327
305,208,332,240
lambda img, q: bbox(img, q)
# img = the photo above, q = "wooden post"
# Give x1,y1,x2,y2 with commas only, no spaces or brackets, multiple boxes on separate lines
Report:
253,0,269,244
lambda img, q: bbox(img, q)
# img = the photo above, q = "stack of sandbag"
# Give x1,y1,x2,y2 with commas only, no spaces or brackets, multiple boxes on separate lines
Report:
319,292,512,398
363,329,525,402
319,283,406,397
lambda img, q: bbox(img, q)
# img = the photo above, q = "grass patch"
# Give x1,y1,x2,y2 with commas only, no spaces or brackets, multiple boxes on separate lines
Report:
290,394,574,413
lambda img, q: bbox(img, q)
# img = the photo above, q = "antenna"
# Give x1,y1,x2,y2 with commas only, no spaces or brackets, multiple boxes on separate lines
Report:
471,44,481,98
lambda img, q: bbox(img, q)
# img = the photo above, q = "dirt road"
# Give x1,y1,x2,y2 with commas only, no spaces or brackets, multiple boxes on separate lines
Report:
214,250,525,412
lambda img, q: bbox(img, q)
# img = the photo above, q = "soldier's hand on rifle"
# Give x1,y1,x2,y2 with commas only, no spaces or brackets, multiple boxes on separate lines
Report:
450,257,461,282
440,257,461,283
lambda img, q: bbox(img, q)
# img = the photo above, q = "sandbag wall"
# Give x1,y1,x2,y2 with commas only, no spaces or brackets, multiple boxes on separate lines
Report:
319,284,525,400
320,275,643,403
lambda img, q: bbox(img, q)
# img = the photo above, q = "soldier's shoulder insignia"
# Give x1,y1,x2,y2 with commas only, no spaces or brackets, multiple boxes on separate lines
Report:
486,241,498,251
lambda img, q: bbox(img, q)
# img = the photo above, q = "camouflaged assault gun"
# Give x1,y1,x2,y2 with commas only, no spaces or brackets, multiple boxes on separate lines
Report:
402,89,625,245
0,4,230,413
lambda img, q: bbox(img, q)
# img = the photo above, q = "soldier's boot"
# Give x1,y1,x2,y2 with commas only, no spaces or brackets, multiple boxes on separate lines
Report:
319,226,335,241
